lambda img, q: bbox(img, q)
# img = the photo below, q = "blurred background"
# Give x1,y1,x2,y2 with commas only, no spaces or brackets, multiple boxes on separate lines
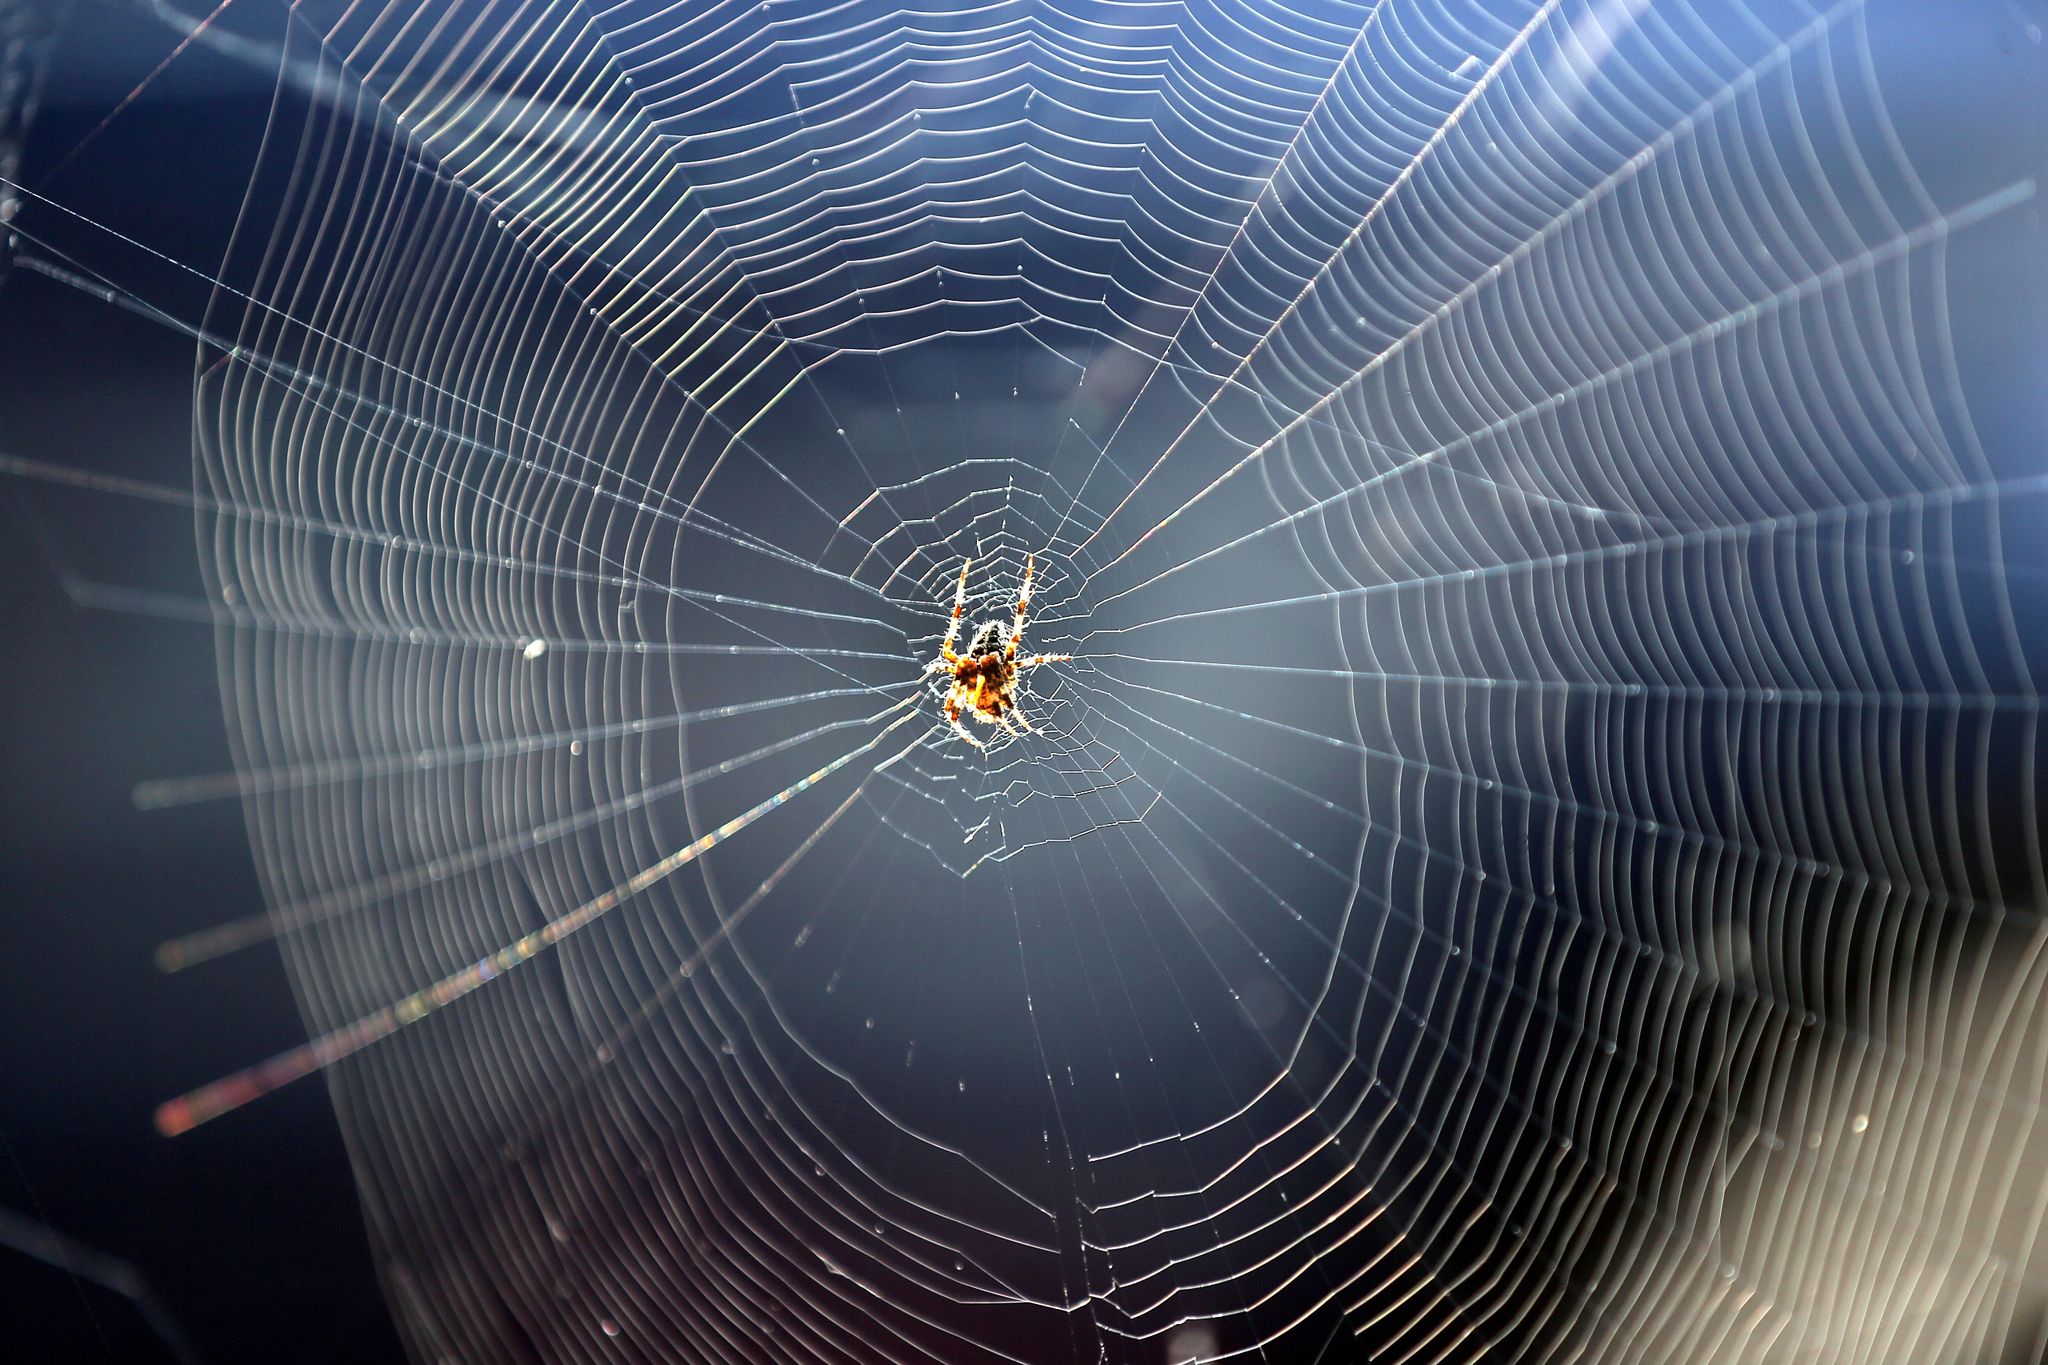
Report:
0,0,403,1356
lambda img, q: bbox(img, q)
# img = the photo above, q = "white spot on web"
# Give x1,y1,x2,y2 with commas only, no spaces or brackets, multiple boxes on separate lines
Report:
1165,1324,1219,1362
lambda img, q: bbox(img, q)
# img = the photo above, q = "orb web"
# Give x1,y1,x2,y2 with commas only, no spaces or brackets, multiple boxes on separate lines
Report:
166,0,2048,1360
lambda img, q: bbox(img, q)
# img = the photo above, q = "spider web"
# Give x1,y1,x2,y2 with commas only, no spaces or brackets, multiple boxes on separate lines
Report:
53,0,2048,1359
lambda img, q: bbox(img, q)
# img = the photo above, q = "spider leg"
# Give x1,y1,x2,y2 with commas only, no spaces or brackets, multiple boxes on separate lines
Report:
946,698,986,749
953,704,988,749
939,556,971,661
1006,553,1035,661
1017,653,1071,670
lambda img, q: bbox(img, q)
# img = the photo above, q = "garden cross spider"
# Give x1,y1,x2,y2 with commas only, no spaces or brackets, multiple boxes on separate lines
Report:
925,555,1070,749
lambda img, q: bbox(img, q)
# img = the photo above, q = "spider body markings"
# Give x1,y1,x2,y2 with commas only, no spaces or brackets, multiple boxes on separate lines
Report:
924,555,1070,749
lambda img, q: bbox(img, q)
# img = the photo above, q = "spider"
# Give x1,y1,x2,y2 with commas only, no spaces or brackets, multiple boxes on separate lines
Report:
924,554,1070,749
